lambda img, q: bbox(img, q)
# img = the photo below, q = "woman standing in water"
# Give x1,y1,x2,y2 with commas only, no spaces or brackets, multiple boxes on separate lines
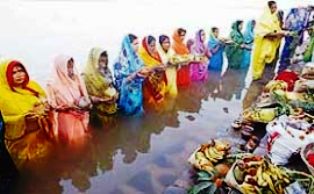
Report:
114,34,149,115
84,48,118,115
172,28,192,87
190,29,210,81
252,1,286,80
158,35,178,97
225,20,246,69
242,20,256,68
138,35,167,110
0,59,51,161
47,55,91,143
208,27,225,71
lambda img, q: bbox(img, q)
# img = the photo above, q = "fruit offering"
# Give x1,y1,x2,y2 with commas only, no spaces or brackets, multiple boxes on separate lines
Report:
230,155,291,194
188,140,231,174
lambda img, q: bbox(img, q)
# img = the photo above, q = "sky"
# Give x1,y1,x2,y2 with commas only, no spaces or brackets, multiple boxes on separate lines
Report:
0,0,313,83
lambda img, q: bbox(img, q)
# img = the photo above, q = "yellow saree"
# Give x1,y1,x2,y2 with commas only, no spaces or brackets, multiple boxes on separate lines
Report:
158,46,178,97
252,8,282,80
84,48,118,115
138,38,167,108
0,59,51,162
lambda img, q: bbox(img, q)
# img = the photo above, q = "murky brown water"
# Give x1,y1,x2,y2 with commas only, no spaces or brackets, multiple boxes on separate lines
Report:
12,67,256,194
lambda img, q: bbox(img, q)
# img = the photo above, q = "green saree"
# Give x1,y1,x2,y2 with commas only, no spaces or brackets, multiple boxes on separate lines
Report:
225,21,245,69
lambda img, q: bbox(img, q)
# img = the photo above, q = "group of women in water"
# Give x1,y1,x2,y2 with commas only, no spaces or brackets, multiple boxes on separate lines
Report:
0,0,314,165
0,21,256,163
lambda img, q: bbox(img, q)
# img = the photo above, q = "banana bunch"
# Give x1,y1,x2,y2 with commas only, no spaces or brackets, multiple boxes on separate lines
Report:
237,156,291,194
242,107,278,123
255,160,290,194
240,182,259,194
264,80,288,93
191,140,230,173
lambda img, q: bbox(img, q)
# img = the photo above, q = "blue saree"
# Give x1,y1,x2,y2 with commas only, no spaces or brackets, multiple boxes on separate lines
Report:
114,36,145,115
242,20,255,68
208,33,224,71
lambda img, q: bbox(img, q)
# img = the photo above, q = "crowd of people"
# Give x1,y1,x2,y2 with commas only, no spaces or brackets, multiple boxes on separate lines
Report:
0,1,313,169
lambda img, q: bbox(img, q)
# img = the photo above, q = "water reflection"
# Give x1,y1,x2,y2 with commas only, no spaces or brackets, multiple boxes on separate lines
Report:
220,67,249,101
176,82,209,114
207,70,223,101
207,67,249,102
13,67,251,194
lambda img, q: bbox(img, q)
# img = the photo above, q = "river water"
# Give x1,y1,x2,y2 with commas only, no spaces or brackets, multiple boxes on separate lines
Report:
0,0,312,193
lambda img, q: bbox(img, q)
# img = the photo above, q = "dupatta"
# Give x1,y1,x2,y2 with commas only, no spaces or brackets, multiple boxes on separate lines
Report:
114,35,145,90
138,37,163,67
172,30,190,55
255,7,281,38
194,30,209,56
47,55,90,110
84,48,117,114
0,59,48,140
243,20,255,45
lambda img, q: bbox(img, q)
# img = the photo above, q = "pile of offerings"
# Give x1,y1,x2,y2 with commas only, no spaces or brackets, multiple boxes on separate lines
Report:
188,147,314,194
188,140,231,174
225,154,314,194
230,63,314,162
187,63,314,194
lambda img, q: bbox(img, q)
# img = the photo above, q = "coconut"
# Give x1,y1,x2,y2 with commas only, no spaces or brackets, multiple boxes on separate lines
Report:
78,97,90,108
215,164,230,177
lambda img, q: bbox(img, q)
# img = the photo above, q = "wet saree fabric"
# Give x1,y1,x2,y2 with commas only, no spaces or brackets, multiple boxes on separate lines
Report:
279,8,311,72
114,36,145,115
172,30,191,87
158,46,178,97
252,7,282,80
225,22,245,69
190,30,209,81
0,59,51,161
84,48,118,115
208,32,224,71
47,55,90,142
242,20,255,68
138,37,167,109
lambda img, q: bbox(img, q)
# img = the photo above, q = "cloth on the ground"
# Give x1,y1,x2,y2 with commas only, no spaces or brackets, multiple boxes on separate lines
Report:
266,115,314,165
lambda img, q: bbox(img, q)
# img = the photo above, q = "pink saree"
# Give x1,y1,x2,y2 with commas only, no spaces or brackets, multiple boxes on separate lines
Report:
190,30,210,81
47,55,91,143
